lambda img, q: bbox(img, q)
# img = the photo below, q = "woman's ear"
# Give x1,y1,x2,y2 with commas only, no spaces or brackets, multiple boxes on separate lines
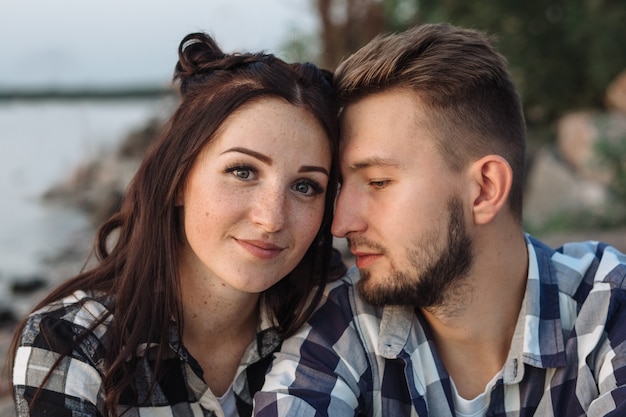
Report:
468,155,512,225
175,187,184,207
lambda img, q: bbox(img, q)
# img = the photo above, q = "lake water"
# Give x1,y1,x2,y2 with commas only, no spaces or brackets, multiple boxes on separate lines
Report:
0,98,175,305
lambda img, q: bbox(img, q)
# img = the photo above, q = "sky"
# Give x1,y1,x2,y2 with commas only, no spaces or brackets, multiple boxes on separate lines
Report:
0,0,318,89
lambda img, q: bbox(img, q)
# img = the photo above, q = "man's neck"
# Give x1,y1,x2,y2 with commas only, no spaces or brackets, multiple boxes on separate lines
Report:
421,228,528,399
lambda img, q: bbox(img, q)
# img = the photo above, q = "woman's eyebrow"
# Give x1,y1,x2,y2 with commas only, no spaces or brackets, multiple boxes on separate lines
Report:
221,147,272,164
222,147,329,176
300,166,329,176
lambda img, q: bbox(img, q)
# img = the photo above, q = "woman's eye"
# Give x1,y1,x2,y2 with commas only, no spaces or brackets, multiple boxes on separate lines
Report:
225,165,255,180
295,182,311,194
293,180,323,196
233,168,252,179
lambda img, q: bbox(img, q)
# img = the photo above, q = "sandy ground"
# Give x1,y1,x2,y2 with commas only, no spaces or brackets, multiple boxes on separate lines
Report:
0,398,14,417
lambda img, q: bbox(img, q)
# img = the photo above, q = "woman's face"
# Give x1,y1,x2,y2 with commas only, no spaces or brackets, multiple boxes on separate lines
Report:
178,97,331,294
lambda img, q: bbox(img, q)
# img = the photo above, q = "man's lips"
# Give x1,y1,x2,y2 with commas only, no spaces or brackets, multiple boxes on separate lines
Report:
236,239,284,260
351,250,382,268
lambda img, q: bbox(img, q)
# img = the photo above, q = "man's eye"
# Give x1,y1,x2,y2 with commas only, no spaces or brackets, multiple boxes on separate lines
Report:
369,180,389,189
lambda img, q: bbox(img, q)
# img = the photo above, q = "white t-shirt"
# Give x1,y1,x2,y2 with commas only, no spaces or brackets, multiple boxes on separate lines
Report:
218,384,237,417
450,371,502,417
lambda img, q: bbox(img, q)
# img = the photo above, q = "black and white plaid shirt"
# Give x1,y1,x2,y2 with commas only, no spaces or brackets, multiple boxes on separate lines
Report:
255,236,626,416
13,290,281,417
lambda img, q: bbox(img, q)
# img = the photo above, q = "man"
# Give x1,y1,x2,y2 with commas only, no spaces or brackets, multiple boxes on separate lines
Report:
254,23,626,417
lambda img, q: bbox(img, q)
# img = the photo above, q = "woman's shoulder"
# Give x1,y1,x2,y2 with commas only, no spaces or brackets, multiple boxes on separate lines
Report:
19,289,114,347
13,290,113,410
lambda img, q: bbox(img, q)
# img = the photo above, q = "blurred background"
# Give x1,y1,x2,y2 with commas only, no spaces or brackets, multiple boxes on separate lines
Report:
1,0,626,408
0,0,317,311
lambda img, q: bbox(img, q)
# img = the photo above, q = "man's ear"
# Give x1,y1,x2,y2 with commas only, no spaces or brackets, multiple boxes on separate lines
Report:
468,155,512,225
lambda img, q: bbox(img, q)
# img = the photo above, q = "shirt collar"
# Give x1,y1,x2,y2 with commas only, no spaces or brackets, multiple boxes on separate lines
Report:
241,301,282,365
378,306,415,358
150,302,281,365
503,235,567,383
334,265,414,358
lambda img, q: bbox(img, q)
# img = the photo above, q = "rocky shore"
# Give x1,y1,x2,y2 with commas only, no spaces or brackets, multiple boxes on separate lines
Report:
0,118,164,415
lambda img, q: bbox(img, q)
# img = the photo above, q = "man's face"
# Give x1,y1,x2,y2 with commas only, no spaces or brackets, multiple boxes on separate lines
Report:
331,89,474,309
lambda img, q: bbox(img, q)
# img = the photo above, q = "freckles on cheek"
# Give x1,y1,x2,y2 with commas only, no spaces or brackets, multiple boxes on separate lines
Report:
303,204,326,232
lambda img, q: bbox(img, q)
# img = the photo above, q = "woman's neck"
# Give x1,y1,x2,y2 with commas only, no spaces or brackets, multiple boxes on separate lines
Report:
179,266,261,396
182,279,260,338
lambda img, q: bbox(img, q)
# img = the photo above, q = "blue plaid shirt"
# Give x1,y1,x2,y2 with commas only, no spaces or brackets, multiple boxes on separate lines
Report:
254,236,626,416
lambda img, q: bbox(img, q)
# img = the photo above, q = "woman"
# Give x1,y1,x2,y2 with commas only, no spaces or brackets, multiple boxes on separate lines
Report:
9,32,342,417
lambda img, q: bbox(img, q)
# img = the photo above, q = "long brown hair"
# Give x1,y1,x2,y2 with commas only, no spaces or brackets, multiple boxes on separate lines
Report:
8,32,340,415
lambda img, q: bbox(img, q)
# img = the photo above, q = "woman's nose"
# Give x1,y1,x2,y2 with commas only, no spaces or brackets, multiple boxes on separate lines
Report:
250,190,286,233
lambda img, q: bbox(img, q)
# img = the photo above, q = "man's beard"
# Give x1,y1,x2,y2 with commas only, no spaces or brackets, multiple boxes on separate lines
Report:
354,197,473,313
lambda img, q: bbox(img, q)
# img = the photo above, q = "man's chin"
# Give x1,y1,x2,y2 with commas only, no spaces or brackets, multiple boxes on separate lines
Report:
356,271,394,306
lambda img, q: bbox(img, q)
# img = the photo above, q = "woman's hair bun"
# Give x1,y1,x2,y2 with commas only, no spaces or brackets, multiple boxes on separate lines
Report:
173,32,280,95
174,32,227,93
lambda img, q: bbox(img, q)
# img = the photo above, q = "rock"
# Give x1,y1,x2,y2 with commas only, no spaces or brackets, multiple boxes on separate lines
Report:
10,276,47,295
557,112,602,181
0,397,15,417
0,309,17,329
556,110,626,184
0,326,17,410
117,118,163,158
41,117,162,226
606,69,626,114
523,146,609,228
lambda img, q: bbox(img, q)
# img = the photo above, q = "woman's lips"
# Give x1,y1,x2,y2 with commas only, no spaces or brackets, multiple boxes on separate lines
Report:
236,239,284,260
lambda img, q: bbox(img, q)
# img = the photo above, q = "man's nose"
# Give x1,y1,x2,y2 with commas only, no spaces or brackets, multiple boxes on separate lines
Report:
331,185,367,237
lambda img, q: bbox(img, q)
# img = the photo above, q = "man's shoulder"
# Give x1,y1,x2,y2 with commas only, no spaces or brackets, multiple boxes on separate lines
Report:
529,237,625,284
551,240,626,287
